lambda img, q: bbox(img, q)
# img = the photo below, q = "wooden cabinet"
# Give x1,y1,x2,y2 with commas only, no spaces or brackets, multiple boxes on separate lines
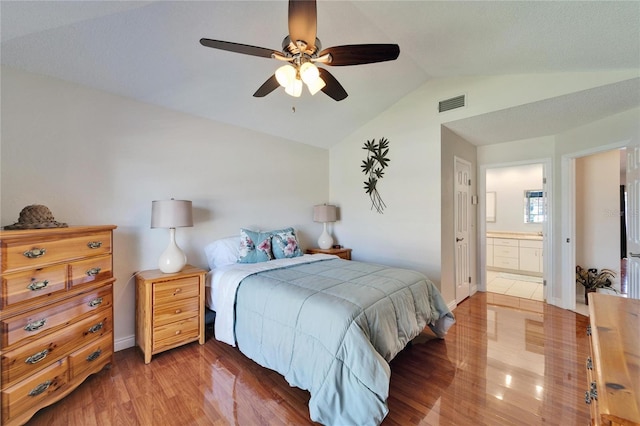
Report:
492,238,519,270
585,294,640,426
135,265,206,364
0,225,116,426
306,247,352,260
519,240,543,273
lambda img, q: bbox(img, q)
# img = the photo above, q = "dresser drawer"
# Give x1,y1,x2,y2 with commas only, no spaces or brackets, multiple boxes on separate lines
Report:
1,264,67,309
153,276,200,305
494,245,518,258
519,239,543,249
1,310,111,387
69,254,112,287
153,297,200,327
153,317,199,352
494,256,519,269
493,238,519,247
1,286,112,348
1,358,68,425
2,231,112,274
69,333,112,380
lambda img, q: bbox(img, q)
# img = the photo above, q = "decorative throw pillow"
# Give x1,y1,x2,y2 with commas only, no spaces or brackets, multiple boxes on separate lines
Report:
238,228,273,263
271,227,303,259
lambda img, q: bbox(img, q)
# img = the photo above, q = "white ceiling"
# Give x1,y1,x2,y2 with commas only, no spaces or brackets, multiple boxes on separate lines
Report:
2,1,639,149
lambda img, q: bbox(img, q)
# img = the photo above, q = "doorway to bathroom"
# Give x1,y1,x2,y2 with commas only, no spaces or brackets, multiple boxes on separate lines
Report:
485,162,547,302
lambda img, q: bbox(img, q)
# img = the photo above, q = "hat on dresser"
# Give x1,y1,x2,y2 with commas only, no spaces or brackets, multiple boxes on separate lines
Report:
4,205,68,230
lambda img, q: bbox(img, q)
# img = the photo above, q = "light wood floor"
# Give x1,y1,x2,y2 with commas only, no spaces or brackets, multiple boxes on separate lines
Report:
27,292,591,425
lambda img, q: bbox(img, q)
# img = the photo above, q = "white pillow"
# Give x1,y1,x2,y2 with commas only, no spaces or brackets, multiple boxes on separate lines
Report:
204,236,240,269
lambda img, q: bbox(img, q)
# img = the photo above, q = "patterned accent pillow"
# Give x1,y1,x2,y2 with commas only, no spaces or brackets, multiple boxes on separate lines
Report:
238,229,273,263
271,227,303,259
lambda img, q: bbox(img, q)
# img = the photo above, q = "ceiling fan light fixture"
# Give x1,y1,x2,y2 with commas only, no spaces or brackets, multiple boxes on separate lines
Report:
300,62,320,85
285,78,303,97
275,64,296,88
306,76,326,95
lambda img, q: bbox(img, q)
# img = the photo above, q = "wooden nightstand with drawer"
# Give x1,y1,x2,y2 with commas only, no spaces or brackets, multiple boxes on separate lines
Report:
135,265,206,364
307,247,352,260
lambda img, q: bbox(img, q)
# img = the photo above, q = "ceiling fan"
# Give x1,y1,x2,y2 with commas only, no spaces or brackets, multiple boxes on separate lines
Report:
200,0,400,101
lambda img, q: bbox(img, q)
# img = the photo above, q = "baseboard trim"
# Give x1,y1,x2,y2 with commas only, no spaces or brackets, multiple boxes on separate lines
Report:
115,335,135,352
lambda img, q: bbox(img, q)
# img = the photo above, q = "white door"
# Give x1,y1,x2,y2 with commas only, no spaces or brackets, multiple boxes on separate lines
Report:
454,157,471,303
626,144,640,299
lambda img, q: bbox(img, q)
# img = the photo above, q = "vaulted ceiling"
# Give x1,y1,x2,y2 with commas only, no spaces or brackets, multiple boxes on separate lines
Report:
2,1,639,148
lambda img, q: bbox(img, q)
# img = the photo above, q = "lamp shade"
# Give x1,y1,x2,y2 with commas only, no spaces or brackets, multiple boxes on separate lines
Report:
151,199,193,229
313,204,337,223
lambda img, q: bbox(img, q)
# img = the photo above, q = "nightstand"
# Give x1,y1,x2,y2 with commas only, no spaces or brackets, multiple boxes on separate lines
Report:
307,247,352,260
135,265,206,364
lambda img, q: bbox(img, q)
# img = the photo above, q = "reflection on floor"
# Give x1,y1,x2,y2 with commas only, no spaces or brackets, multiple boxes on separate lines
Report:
487,270,544,301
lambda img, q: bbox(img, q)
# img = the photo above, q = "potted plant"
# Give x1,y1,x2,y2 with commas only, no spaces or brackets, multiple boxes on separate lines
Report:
576,265,617,304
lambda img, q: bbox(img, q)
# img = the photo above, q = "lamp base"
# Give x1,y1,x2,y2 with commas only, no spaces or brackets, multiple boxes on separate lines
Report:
317,223,334,250
159,228,187,273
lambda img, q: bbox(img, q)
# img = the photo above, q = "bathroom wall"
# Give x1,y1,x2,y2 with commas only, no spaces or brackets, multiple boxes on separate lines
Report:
486,163,544,234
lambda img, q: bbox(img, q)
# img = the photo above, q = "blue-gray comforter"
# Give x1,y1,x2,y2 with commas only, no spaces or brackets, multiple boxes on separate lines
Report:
234,258,454,426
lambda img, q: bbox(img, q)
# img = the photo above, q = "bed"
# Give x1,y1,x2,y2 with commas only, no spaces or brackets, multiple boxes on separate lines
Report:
204,229,455,426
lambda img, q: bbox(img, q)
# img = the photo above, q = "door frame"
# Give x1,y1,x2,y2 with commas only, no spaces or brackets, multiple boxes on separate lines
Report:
479,158,552,300
561,140,630,310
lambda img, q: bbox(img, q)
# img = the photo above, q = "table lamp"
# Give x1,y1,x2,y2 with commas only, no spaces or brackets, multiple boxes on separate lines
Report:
313,204,337,249
151,199,193,273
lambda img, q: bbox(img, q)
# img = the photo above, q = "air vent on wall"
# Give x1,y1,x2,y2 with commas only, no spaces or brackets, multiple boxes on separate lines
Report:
438,95,465,113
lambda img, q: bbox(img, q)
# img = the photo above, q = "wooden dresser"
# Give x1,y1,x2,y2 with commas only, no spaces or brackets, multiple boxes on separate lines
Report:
135,265,206,364
586,293,640,426
0,225,116,426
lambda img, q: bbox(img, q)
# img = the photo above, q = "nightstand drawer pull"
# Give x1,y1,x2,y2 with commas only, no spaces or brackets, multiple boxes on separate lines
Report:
87,241,103,249
86,349,102,362
23,248,46,259
88,322,104,334
24,318,47,332
174,288,182,294
86,267,101,276
88,297,103,307
175,309,182,314
25,349,49,364
175,330,181,335
590,381,598,400
586,356,593,370
29,380,52,397
586,325,591,336
585,390,592,405
27,279,49,291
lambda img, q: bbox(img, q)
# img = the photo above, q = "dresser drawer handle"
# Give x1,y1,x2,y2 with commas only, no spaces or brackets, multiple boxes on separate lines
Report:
86,349,102,362
175,309,182,314
87,241,103,249
23,248,46,259
25,349,49,364
175,330,181,335
88,322,104,334
27,279,49,291
88,297,103,307
24,318,47,332
590,381,598,400
586,357,593,370
29,380,52,397
586,325,591,336
174,288,182,294
584,390,592,405
86,267,102,277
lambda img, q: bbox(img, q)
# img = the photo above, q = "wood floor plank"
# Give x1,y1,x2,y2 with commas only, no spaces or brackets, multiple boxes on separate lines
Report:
26,292,591,425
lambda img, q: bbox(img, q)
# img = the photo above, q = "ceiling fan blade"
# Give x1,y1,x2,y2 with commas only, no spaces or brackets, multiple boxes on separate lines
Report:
200,38,278,59
318,68,347,101
253,75,280,98
319,44,400,66
288,0,317,50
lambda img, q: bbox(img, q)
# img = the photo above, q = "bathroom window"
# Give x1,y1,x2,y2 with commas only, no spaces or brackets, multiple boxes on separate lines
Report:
524,190,545,223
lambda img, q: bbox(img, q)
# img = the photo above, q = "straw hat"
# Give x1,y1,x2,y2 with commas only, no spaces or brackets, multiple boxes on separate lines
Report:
4,205,68,230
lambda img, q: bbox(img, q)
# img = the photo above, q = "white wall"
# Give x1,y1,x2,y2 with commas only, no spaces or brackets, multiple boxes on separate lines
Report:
331,72,637,308
1,67,329,350
486,164,544,234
